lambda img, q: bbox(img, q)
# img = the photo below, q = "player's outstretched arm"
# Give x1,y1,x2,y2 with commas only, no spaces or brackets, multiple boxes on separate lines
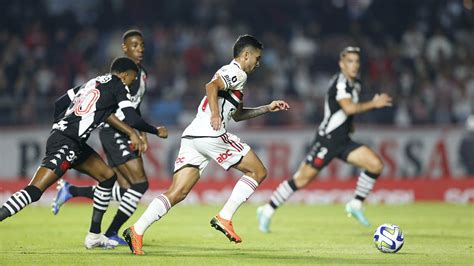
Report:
121,107,168,138
106,113,144,154
339,93,392,115
232,100,290,122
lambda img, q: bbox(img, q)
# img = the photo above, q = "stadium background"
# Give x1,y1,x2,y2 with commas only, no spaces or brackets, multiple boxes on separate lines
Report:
0,0,473,205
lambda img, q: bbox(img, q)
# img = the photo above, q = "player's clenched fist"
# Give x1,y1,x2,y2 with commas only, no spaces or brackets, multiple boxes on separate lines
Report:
157,126,168,138
372,93,392,108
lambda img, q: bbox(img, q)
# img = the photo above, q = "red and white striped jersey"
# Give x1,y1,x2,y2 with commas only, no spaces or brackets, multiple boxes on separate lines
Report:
182,60,247,137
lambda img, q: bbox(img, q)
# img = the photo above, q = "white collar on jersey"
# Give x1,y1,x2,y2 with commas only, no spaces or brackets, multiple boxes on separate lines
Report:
231,59,242,69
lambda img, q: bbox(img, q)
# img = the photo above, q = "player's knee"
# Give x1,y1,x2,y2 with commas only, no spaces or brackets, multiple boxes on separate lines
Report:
369,159,384,174
99,174,117,188
166,189,189,205
24,185,43,202
259,166,268,180
248,165,267,183
104,168,116,179
96,168,116,182
131,181,148,195
128,170,147,184
293,171,312,187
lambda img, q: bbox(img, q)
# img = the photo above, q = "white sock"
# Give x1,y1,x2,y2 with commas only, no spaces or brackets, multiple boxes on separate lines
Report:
349,199,363,209
219,175,258,220
262,204,275,218
134,195,171,235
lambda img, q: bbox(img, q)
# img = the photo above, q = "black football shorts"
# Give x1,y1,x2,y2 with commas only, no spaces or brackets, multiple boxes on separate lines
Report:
99,126,139,167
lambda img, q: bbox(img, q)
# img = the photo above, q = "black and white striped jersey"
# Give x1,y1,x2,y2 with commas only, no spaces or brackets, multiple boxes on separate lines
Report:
318,72,361,140
52,74,133,142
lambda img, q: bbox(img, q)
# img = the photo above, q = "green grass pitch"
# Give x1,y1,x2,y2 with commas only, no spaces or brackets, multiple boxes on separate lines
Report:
1,203,473,265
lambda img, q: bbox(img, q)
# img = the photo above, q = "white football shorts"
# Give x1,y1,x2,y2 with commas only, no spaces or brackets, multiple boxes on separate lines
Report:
174,132,251,174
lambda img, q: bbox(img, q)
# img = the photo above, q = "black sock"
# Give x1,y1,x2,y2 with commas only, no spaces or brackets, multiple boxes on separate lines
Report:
0,206,11,221
104,212,129,237
69,186,94,199
105,181,148,237
1,185,42,221
89,176,116,234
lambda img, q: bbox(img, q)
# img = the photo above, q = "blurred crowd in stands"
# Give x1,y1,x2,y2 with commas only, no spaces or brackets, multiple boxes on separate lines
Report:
0,0,473,128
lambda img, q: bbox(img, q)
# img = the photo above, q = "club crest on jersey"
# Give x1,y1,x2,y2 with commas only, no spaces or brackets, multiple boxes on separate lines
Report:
228,107,236,117
216,150,232,164
52,120,68,131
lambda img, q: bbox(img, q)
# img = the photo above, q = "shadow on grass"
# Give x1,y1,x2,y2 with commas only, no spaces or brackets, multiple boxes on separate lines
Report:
142,249,375,264
3,247,378,264
408,233,473,241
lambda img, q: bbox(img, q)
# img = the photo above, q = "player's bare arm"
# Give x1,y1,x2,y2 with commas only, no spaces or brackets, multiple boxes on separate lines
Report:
338,93,392,115
106,114,144,154
233,100,290,122
205,76,226,130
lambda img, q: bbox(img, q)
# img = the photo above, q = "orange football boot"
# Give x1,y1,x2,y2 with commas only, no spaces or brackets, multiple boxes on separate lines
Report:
210,215,242,243
122,226,145,255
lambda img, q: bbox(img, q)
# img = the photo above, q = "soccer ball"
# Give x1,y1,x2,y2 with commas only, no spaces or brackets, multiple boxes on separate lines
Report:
373,224,404,253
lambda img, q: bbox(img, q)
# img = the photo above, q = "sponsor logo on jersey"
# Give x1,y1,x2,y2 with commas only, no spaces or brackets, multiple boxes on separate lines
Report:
175,157,185,164
223,75,232,85
216,150,232,164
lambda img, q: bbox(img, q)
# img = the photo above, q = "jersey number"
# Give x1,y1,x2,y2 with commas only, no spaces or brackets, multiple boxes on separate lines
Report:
317,147,328,159
66,88,100,116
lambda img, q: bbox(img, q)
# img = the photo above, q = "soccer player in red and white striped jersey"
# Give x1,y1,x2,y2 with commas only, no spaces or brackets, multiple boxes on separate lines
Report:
122,34,290,255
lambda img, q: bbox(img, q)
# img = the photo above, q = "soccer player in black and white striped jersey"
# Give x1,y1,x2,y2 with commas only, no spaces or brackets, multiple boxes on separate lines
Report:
51,30,167,245
0,57,165,249
257,46,393,232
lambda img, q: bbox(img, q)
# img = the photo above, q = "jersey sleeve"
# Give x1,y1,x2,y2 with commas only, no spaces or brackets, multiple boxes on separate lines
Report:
215,65,247,91
67,85,82,100
53,85,83,120
335,79,352,101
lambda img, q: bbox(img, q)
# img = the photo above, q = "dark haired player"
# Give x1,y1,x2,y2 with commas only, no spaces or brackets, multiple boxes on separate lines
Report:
51,30,166,245
0,57,165,249
257,47,393,232
122,34,290,255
